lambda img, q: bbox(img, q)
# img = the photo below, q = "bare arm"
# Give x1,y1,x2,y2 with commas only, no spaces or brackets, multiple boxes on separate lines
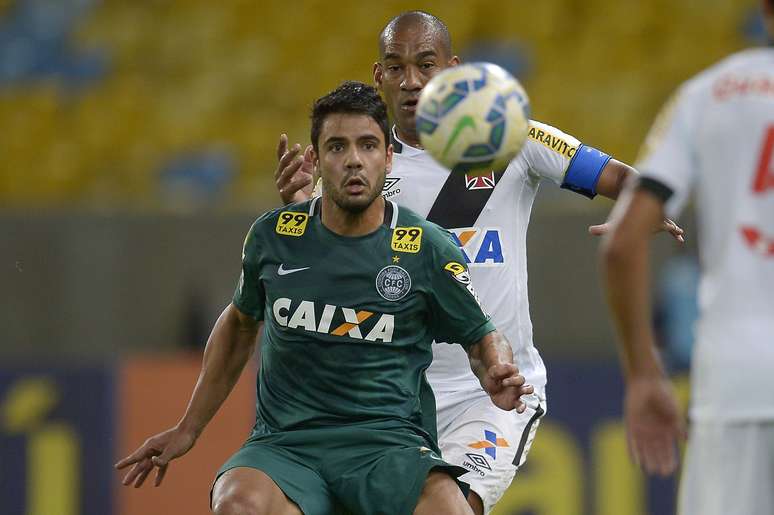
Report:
595,159,635,200
601,188,665,378
467,331,533,413
600,187,685,477
115,303,260,487
590,160,684,241
177,303,260,436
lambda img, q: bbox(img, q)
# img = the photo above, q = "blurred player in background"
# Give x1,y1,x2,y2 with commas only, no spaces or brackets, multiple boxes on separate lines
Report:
116,81,533,515
275,10,684,514
601,1,774,513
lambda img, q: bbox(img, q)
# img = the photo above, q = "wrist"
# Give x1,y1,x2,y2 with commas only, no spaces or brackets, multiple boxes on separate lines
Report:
176,418,204,440
620,332,666,381
624,357,666,383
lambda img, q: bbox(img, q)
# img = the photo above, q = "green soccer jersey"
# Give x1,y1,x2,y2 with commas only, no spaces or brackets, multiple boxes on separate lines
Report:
233,197,495,441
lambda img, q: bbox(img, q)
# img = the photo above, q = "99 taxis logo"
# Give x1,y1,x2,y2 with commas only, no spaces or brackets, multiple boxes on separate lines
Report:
275,212,309,236
391,227,423,253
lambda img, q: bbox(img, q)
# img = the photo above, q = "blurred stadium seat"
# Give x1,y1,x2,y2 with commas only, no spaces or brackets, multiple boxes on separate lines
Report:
0,0,758,210
0,3,757,514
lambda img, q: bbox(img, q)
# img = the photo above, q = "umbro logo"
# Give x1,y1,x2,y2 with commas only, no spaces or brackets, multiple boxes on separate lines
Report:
277,264,310,276
465,453,492,471
382,177,401,199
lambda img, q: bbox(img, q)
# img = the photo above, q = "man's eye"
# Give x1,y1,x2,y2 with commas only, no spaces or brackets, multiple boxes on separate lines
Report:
330,143,343,152
364,142,376,150
387,65,401,72
421,62,435,70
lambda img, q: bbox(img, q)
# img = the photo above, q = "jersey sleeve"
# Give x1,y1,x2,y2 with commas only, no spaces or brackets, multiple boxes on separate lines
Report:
521,120,611,198
232,222,265,321
635,85,699,218
426,230,496,349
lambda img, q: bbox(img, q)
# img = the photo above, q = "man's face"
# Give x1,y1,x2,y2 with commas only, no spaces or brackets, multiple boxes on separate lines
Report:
374,24,459,145
315,113,392,213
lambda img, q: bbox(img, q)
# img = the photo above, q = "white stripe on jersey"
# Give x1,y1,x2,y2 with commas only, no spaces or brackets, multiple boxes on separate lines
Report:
308,195,320,215
388,200,399,228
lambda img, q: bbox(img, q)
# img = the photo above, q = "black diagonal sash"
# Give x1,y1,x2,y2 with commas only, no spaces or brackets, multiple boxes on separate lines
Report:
425,168,506,229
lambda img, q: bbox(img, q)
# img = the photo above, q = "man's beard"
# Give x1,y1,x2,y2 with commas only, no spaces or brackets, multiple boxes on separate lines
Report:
323,171,386,214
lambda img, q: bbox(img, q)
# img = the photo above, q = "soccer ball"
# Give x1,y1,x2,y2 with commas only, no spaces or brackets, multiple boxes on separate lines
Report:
415,62,530,174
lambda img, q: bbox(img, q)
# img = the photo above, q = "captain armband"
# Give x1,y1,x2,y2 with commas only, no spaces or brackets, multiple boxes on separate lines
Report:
560,144,612,199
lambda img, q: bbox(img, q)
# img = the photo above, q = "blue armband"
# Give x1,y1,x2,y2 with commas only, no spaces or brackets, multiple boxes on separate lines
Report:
560,144,611,199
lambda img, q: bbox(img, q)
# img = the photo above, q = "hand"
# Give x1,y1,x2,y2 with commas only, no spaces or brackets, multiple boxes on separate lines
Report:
624,376,686,477
480,363,534,413
589,218,685,243
275,133,314,205
114,426,197,488
658,218,685,242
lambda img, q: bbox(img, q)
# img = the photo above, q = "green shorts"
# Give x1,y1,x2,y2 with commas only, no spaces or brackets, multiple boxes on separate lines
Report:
214,424,467,515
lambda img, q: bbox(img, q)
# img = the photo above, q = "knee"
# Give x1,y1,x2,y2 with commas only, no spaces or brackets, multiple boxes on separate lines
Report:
212,492,262,515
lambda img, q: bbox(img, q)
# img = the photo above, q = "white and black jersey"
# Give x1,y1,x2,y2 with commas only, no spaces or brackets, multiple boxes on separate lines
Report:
385,120,611,398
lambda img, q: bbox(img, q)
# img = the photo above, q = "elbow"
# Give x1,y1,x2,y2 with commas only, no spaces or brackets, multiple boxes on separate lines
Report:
466,341,481,362
598,160,637,199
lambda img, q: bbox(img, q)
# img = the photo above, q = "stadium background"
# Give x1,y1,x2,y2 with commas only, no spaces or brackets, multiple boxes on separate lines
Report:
0,0,760,513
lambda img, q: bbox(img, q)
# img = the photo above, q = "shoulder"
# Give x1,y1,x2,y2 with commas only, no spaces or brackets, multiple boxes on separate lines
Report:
709,47,773,75
394,203,446,235
247,199,316,241
678,48,771,101
523,119,581,160
392,203,457,251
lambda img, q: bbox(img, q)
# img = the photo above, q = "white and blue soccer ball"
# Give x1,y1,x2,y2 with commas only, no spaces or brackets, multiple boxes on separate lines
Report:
416,62,530,174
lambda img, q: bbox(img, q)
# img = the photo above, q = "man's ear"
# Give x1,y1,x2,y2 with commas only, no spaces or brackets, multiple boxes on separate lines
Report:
373,62,383,89
385,143,394,175
311,148,319,174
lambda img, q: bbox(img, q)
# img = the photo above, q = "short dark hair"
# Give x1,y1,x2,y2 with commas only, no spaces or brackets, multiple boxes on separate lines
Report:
310,81,390,152
379,11,452,57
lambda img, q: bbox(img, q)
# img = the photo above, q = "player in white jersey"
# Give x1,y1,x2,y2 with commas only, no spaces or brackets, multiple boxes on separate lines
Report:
275,11,683,514
601,2,774,514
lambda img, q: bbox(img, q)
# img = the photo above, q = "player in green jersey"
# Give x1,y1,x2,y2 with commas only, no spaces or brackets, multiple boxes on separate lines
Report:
115,81,533,515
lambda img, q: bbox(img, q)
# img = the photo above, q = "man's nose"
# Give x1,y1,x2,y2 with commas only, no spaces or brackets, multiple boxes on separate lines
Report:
345,148,363,169
401,65,423,91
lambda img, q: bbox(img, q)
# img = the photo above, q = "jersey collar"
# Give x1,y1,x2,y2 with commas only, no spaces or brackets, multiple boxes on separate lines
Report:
309,195,398,228
390,126,424,157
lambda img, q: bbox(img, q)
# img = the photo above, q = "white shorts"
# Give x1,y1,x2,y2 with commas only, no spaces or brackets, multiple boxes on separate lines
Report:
436,389,546,514
678,420,774,515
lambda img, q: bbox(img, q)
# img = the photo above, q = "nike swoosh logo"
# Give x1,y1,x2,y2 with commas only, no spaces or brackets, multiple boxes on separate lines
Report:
442,114,476,158
277,264,310,276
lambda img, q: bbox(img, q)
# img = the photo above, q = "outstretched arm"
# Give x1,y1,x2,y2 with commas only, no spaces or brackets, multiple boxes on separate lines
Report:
467,331,534,413
600,186,686,477
595,159,635,200
115,303,260,487
175,303,260,438
590,161,684,241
